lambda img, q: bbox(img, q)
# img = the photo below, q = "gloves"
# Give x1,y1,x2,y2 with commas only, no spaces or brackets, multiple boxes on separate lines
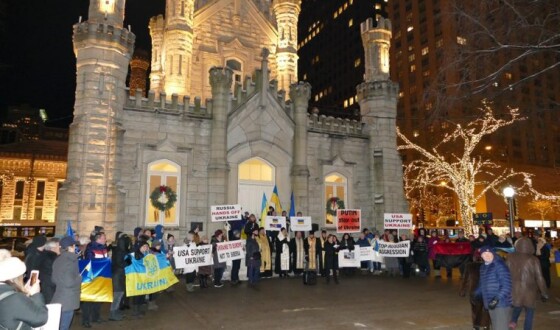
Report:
541,294,549,302
488,297,499,310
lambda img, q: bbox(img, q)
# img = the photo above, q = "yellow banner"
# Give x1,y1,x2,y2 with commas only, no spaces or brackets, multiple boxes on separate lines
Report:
125,254,179,297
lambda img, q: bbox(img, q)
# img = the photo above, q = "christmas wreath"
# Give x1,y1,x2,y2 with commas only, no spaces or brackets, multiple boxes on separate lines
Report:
326,197,345,216
150,185,177,212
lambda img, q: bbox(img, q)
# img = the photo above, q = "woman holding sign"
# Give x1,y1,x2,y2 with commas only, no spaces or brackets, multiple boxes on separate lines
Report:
324,235,340,284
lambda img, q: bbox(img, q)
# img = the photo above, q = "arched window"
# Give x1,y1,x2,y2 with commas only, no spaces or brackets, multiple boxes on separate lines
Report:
226,59,243,92
325,173,347,225
238,158,274,216
146,160,180,226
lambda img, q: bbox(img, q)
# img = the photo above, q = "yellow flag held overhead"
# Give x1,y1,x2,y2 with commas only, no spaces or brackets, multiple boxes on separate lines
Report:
270,185,282,214
260,193,268,227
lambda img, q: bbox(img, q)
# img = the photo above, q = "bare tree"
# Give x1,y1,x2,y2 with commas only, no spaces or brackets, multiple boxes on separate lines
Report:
527,199,555,221
397,101,547,236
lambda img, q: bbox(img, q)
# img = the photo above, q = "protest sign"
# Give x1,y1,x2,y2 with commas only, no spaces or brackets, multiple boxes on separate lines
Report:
173,244,213,270
125,253,178,297
216,240,246,263
359,246,375,261
338,249,361,267
211,204,242,222
377,240,410,258
383,213,413,230
336,209,361,233
290,216,312,231
264,216,287,231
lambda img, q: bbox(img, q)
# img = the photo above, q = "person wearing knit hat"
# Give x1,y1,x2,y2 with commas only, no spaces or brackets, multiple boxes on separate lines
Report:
25,235,47,278
474,246,512,329
0,257,49,329
52,236,81,330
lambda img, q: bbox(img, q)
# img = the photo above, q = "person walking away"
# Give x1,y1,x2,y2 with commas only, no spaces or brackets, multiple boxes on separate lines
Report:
459,252,490,330
324,235,340,284
506,237,548,330
0,253,48,329
246,228,261,287
52,237,82,330
535,237,551,289
81,231,109,327
38,238,60,303
211,230,226,287
474,246,512,330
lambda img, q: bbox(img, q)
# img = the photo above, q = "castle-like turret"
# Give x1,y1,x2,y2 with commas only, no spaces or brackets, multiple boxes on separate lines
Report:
129,49,150,96
272,0,300,91
357,17,408,229
57,0,135,237
149,15,165,94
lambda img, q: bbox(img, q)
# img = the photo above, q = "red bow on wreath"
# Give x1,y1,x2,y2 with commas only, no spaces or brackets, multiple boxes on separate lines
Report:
159,186,167,193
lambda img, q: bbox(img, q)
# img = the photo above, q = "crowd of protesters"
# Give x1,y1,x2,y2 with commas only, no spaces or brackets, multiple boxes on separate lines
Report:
0,210,555,330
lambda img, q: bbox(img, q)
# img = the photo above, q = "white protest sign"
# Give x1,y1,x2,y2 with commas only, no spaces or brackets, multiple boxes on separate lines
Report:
338,249,361,268
33,303,61,330
290,216,312,231
383,213,413,230
264,216,287,232
377,240,410,258
359,246,375,261
211,204,242,222
173,244,213,270
216,240,245,263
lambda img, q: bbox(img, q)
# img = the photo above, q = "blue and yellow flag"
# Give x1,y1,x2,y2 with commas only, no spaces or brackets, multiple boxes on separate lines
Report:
260,192,268,227
289,191,296,218
78,258,113,302
125,253,178,297
270,185,282,214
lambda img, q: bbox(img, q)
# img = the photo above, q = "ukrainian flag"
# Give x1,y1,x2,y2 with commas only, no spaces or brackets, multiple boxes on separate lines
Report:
125,253,178,297
270,185,283,214
289,191,296,218
78,258,113,302
260,192,268,227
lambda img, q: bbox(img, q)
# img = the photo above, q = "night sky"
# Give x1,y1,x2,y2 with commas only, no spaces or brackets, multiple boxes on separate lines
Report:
0,0,165,128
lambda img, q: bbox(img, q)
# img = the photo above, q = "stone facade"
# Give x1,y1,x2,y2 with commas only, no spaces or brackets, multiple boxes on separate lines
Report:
57,1,408,238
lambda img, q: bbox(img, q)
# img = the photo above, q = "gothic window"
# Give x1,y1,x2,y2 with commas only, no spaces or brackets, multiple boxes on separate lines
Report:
226,59,243,93
325,173,347,226
238,158,273,183
146,160,181,226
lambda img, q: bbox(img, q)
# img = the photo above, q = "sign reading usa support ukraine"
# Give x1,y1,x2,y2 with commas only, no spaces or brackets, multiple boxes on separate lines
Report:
125,253,178,296
290,216,312,231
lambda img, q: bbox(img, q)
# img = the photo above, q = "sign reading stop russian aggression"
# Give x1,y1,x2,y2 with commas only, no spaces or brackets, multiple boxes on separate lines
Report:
383,213,413,229
378,240,410,257
290,216,312,232
336,209,361,233
173,244,213,270
211,204,242,222
216,240,245,263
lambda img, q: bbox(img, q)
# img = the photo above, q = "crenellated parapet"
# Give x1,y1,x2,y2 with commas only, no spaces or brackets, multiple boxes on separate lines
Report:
73,21,135,56
307,111,366,137
124,88,212,118
356,80,399,102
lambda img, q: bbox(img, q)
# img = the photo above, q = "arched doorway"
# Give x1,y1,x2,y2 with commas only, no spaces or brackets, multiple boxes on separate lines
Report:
237,158,274,216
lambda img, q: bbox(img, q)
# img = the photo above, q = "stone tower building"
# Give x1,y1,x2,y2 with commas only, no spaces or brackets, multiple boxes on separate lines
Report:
57,0,406,239
129,49,150,97
149,0,299,101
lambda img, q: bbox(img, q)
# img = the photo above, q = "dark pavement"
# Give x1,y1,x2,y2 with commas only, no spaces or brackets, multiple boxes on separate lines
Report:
72,270,560,330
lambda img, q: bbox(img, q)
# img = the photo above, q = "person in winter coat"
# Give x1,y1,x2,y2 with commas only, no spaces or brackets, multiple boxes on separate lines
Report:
110,232,131,321
460,252,490,330
339,233,356,275
0,253,48,330
245,227,261,286
197,236,213,289
52,237,82,330
506,237,548,330
535,237,551,289
38,238,60,303
229,230,242,285
154,225,166,254
474,246,512,330
356,232,373,272
398,234,413,278
24,235,47,278
212,230,227,288
324,234,340,284
412,236,429,276
275,228,291,278
131,239,150,317
81,231,109,327
427,231,440,277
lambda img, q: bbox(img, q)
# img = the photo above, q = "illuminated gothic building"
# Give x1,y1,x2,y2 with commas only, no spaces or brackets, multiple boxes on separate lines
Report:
56,0,407,238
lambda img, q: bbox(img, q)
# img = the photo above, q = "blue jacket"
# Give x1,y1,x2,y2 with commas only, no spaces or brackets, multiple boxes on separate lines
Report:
475,253,512,309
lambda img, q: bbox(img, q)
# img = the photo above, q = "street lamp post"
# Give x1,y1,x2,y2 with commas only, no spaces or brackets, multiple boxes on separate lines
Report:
503,186,515,236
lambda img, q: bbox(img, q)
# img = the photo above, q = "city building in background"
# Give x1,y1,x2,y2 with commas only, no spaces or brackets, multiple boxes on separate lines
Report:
0,106,68,236
298,0,388,118
388,0,560,231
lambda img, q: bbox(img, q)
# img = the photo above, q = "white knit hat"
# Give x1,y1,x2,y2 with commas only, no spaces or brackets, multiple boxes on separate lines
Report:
0,257,26,282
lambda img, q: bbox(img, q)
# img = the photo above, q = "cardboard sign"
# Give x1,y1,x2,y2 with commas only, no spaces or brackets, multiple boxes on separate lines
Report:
290,216,312,232
216,240,246,263
338,249,361,267
173,244,213,270
264,216,287,232
359,246,375,261
383,213,413,229
211,204,242,222
336,209,361,233
377,240,410,258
